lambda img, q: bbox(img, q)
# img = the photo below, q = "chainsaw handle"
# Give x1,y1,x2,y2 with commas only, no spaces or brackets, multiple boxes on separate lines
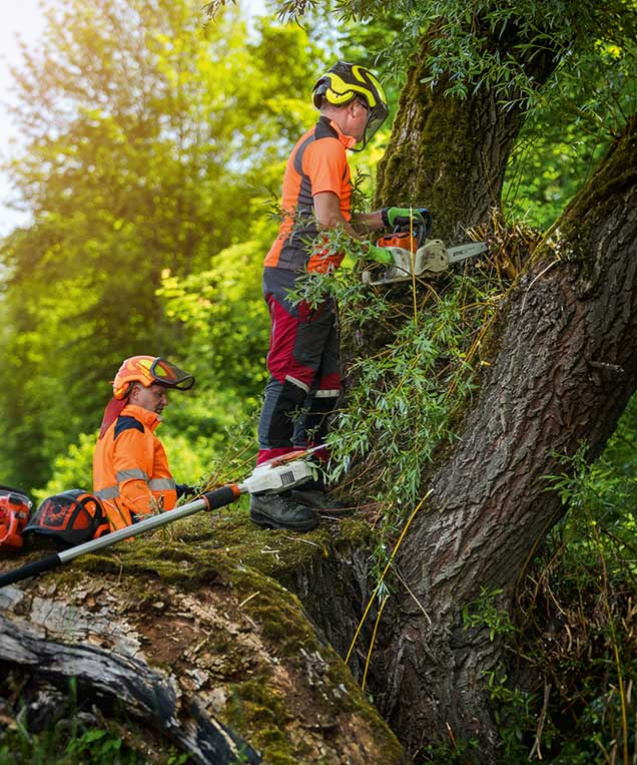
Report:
0,553,62,588
388,208,432,244
419,208,433,236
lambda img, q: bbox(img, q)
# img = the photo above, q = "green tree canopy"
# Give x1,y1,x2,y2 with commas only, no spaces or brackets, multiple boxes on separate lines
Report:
0,0,323,490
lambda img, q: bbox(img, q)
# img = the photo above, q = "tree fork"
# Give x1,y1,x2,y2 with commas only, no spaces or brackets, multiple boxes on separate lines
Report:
378,116,637,759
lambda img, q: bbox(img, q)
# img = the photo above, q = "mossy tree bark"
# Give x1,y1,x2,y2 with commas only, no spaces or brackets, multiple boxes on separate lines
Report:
375,27,559,242
375,117,637,759
0,520,404,765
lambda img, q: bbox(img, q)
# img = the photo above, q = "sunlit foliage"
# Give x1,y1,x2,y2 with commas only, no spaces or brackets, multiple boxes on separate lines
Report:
0,0,324,489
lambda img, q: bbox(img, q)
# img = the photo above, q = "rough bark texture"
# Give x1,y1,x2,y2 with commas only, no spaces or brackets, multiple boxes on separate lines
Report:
377,117,637,759
376,72,520,243
0,514,402,764
375,29,558,243
0,584,258,764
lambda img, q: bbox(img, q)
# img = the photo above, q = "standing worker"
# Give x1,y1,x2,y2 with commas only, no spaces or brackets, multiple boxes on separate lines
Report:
93,355,196,531
252,61,425,532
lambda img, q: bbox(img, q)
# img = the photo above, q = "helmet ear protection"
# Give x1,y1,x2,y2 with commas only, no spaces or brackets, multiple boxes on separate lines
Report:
312,61,389,150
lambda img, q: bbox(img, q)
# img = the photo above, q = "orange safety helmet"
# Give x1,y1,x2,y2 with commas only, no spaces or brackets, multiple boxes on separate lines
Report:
112,356,195,400
23,490,110,549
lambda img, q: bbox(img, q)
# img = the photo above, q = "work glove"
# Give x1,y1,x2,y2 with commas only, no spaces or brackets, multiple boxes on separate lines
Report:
365,243,395,265
381,207,427,228
176,483,197,499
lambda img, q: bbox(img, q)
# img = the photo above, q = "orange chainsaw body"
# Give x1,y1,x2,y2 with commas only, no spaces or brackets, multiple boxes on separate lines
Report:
0,490,32,551
377,231,419,252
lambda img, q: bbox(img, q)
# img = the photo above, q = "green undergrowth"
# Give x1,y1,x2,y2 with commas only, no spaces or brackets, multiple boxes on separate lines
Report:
288,221,534,578
317,292,488,517
0,675,186,765
511,431,637,764
0,723,149,765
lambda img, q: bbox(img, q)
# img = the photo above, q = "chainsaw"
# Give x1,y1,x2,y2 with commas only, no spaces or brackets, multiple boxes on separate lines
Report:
362,209,487,286
0,449,319,588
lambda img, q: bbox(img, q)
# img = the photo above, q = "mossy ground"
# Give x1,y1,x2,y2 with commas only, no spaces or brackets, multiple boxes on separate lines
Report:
67,500,372,585
0,504,402,764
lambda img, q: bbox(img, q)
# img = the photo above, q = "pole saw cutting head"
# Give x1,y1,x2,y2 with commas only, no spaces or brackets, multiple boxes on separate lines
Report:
241,448,320,496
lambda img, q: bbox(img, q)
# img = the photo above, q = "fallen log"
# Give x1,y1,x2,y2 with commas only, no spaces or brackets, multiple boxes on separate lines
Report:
0,511,403,764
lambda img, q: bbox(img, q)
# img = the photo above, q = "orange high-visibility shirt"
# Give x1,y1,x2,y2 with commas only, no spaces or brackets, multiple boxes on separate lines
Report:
264,117,355,274
93,404,177,531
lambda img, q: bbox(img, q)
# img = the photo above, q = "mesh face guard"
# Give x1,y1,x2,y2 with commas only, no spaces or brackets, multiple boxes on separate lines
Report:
150,358,195,391
358,99,389,152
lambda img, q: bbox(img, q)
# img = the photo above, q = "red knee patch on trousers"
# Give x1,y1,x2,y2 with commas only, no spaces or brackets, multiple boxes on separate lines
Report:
257,446,297,465
266,297,313,387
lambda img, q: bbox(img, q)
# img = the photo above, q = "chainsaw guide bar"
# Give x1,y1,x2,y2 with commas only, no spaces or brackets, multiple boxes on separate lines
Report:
362,239,487,286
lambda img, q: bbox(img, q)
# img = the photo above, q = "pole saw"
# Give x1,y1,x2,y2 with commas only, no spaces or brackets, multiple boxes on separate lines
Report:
0,449,318,589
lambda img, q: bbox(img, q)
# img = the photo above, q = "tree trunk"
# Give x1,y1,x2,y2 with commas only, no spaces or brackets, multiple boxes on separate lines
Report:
375,27,559,242
378,117,637,759
0,591,259,764
376,74,519,242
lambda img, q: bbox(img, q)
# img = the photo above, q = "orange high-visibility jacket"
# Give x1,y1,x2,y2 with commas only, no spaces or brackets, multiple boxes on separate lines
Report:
93,404,177,531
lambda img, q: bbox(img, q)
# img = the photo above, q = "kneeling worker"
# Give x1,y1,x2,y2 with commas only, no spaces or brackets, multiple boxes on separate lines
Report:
93,355,195,531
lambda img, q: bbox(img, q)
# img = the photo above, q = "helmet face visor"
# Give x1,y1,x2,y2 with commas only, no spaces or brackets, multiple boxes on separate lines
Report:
150,358,195,390
353,101,389,152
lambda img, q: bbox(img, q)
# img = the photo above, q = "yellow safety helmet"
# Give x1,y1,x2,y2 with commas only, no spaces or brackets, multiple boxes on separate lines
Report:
312,61,389,150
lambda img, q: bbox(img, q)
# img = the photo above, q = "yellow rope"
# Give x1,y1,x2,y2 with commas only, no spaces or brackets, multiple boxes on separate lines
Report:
345,489,432,665
361,594,389,690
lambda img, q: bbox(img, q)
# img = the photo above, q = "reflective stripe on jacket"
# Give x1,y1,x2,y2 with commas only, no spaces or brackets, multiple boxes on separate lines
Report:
92,404,177,531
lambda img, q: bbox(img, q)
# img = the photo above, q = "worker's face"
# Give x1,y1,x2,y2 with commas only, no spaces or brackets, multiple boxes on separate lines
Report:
344,99,369,142
130,383,169,416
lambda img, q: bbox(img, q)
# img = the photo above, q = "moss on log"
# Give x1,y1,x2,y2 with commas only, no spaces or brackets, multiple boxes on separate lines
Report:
0,506,402,764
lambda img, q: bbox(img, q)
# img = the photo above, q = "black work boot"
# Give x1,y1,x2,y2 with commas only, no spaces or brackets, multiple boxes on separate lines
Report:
250,491,320,532
290,489,354,518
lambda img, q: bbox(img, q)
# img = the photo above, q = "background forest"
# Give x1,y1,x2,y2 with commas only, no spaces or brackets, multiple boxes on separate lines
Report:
1,0,637,763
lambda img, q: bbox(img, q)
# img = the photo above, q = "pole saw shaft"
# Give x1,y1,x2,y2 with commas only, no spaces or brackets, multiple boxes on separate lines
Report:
0,485,241,588
0,448,320,589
